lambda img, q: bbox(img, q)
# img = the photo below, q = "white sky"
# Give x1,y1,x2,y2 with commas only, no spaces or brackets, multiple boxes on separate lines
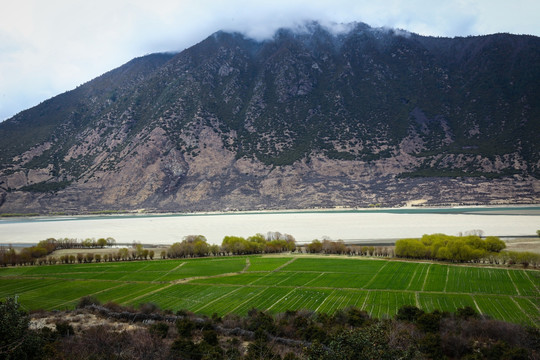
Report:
1,0,539,122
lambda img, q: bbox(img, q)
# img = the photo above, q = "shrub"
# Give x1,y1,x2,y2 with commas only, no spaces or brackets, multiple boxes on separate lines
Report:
149,322,169,339
176,318,195,338
55,320,74,337
456,306,478,320
76,295,101,309
139,302,160,314
395,305,424,322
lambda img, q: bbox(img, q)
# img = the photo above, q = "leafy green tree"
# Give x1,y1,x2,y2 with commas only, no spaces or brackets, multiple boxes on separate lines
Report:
149,322,169,338
306,321,415,360
395,305,424,322
0,297,29,356
176,318,195,337
106,237,116,247
484,236,506,252
307,239,323,253
0,297,44,360
96,238,107,248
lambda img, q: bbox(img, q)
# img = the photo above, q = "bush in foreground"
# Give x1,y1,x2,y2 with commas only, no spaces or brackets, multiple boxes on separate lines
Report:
3,297,539,359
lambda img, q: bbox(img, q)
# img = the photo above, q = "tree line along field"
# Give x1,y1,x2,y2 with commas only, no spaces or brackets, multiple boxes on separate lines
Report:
0,256,538,326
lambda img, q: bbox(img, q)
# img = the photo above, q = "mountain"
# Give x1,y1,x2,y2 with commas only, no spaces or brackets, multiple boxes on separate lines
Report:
0,22,539,213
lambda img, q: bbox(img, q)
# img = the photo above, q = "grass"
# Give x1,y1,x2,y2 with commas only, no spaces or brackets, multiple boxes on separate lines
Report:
0,255,538,326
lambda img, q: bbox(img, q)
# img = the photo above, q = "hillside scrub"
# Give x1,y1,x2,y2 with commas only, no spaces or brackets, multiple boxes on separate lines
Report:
5,297,539,360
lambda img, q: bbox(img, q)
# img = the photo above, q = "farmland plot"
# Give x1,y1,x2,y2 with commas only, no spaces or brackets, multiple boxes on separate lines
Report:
0,255,538,326
0,278,64,299
417,293,477,313
195,286,269,315
269,288,332,313
422,264,448,292
512,297,540,324
20,281,122,310
190,272,265,285
282,257,386,274
363,291,416,318
315,289,368,314
445,267,517,295
247,257,293,272
405,262,431,291
247,287,295,312
308,272,373,289
365,262,423,290
256,272,325,287
474,295,535,326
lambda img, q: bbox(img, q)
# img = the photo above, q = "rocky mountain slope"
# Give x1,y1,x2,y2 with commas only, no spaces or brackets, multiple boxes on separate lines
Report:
0,22,539,213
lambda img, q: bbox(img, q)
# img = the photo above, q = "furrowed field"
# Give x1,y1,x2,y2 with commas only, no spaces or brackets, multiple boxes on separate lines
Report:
0,256,538,326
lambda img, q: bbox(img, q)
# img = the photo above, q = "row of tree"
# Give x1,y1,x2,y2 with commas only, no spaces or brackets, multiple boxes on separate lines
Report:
301,236,539,267
395,234,507,262
0,232,297,266
166,232,297,259
304,239,393,257
0,237,117,266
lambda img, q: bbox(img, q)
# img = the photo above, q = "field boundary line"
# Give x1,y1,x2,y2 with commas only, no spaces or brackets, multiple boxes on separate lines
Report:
242,258,251,272
228,287,266,314
421,264,432,292
443,266,450,292
507,270,521,296
303,272,325,287
360,290,371,311
364,262,389,288
133,264,151,273
406,265,419,291
415,292,420,308
153,262,186,282
471,295,482,315
275,272,298,286
247,271,273,285
521,296,540,313
273,257,297,272
314,289,335,312
194,287,243,312
128,283,175,304
509,296,529,320
110,284,165,304
53,282,128,309
522,271,539,293
266,288,297,311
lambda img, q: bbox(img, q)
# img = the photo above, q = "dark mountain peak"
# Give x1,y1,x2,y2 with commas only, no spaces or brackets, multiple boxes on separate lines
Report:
0,22,539,213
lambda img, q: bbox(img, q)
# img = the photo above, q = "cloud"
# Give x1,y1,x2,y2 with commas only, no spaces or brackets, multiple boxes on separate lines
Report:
1,0,539,122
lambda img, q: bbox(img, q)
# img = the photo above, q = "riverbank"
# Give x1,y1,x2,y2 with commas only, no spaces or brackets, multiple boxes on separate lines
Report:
1,205,538,246
2,203,540,220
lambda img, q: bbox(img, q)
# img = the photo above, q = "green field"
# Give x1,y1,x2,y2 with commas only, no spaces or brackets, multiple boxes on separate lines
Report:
0,256,538,326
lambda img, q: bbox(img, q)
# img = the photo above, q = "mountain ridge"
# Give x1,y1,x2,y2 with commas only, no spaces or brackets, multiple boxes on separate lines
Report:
0,22,538,213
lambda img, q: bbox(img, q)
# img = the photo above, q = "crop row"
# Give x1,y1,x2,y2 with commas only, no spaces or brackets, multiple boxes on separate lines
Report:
0,256,538,325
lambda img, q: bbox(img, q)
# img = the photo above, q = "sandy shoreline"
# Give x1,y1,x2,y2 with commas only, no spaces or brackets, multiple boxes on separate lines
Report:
3,203,539,220
1,205,538,246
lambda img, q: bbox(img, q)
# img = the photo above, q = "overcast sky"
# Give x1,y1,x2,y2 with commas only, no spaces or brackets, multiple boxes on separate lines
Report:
1,0,539,122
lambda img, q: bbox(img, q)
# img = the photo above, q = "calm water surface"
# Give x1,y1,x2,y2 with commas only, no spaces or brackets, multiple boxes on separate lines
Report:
1,207,538,245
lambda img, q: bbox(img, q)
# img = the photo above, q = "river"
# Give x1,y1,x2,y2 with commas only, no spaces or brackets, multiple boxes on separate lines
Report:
0,206,538,246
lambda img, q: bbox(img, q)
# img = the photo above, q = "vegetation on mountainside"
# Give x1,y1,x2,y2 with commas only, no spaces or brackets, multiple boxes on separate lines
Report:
1,24,539,182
